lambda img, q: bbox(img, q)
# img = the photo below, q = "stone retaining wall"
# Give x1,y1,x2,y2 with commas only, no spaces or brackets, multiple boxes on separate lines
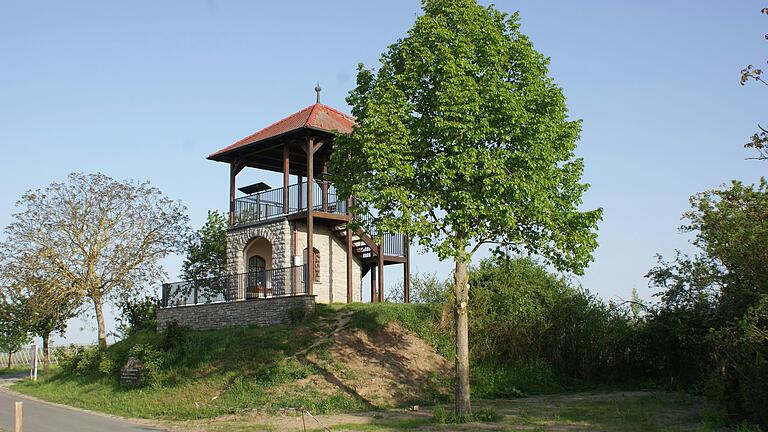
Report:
156,295,315,331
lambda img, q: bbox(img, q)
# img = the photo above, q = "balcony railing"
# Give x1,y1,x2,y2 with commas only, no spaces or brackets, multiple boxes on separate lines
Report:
160,265,308,308
232,182,407,257
233,181,348,226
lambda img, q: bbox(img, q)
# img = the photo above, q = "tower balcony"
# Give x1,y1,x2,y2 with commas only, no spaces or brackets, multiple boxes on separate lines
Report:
232,180,348,227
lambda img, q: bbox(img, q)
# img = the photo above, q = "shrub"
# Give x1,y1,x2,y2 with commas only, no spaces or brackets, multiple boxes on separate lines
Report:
160,320,188,363
469,256,641,386
115,296,158,337
127,344,165,387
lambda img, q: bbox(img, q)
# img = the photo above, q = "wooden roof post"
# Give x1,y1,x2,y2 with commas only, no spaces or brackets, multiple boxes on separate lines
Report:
321,154,329,212
370,266,377,303
306,137,315,296
346,224,353,303
229,159,245,225
283,144,290,214
377,241,384,303
403,235,410,303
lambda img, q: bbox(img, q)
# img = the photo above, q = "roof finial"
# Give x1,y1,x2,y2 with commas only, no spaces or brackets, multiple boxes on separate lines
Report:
315,82,322,104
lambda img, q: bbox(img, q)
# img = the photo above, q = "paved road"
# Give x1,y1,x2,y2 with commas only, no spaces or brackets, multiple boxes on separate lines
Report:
0,374,164,432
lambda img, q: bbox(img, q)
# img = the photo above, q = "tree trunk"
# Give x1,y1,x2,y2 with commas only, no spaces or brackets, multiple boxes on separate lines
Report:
7,351,12,368
454,249,471,417
94,297,107,348
42,333,50,375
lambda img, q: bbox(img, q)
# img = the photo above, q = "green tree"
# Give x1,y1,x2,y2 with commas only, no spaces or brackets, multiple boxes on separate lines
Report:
2,173,189,347
0,248,78,373
331,0,601,415
180,210,228,281
0,294,29,368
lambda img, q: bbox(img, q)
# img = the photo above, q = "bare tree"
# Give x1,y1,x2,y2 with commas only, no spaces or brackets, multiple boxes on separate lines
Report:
740,7,768,160
3,173,189,347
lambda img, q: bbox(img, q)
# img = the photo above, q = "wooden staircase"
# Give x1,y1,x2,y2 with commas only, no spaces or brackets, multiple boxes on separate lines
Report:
329,223,380,276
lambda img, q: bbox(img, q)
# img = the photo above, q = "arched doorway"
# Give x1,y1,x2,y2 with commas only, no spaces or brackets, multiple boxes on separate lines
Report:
244,237,272,298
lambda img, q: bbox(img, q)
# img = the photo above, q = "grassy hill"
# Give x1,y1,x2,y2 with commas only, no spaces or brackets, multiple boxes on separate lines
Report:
13,303,454,420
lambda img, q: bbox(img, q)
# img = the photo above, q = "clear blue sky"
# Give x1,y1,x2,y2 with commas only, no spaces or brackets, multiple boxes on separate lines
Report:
1,0,765,344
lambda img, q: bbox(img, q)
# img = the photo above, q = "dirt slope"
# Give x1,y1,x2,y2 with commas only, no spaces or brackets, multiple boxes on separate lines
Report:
303,320,453,408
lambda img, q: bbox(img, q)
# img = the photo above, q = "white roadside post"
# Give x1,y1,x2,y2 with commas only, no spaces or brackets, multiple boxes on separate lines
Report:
29,343,37,381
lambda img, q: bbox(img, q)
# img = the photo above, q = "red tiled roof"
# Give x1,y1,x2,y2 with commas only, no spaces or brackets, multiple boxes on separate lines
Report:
208,103,356,159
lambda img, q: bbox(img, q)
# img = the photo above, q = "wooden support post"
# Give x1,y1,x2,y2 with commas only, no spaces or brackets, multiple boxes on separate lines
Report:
306,138,315,296
321,155,329,212
297,176,304,210
283,144,290,214
378,242,385,303
346,224,353,303
403,235,410,303
229,160,245,225
15,401,22,432
370,266,377,303
229,163,237,225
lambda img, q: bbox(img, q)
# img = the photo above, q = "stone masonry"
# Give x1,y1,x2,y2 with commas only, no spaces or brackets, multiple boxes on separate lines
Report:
227,219,292,274
156,295,316,331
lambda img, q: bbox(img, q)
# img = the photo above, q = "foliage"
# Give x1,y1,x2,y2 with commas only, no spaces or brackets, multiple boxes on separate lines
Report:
0,296,29,366
470,256,639,385
159,320,189,363
645,179,768,427
2,172,189,347
127,344,165,387
115,296,158,337
385,272,451,304
0,245,78,372
56,345,108,376
331,0,601,414
180,210,228,281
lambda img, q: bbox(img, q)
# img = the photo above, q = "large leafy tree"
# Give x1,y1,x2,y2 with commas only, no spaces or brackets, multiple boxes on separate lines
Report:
331,0,601,415
2,173,189,347
180,210,228,281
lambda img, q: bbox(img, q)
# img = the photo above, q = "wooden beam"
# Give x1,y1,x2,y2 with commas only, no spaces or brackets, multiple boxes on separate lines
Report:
297,176,303,211
404,235,410,303
306,137,315,296
228,159,245,225
346,223,353,303
283,144,290,214
321,155,329,212
370,266,377,303
377,242,384,303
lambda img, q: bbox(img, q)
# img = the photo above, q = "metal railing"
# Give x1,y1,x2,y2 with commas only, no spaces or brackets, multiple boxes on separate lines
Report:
161,265,308,308
354,213,406,257
233,181,348,226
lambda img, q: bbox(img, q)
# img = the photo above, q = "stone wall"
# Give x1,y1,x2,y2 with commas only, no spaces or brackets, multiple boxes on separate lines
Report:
156,295,316,331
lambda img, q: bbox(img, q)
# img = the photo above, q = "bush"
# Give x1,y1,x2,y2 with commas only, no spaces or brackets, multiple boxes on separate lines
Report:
469,256,641,387
115,296,158,337
57,345,110,376
160,320,189,363
127,344,165,387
